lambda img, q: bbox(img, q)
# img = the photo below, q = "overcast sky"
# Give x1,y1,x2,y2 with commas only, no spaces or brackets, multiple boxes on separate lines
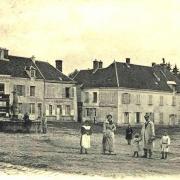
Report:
1,0,180,74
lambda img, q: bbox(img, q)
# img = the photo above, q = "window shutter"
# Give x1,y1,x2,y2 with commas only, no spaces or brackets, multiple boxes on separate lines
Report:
22,86,25,96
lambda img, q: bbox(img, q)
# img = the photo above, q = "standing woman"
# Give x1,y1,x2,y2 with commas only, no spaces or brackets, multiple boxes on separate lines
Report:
125,124,133,145
80,120,92,154
102,114,116,155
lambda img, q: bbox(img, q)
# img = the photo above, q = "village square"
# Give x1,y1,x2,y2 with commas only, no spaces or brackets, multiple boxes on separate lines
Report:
0,47,180,177
1,0,180,179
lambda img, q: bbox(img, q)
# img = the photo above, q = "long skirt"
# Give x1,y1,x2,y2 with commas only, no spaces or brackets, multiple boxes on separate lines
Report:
80,134,91,149
102,132,114,152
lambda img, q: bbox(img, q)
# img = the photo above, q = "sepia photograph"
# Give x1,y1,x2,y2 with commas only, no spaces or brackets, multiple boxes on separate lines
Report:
0,0,180,179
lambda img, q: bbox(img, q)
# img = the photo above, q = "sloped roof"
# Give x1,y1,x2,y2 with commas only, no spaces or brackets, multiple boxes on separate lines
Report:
0,55,73,83
35,61,73,82
74,63,118,87
0,55,42,79
74,61,180,92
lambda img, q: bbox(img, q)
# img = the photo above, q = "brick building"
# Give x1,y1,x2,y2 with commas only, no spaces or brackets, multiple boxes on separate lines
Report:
0,48,77,121
72,59,180,125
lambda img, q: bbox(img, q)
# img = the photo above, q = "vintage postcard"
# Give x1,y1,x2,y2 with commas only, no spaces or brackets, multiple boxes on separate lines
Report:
0,0,180,180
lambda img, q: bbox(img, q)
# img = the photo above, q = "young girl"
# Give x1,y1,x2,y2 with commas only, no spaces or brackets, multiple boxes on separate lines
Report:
80,120,92,154
132,133,141,157
160,131,170,159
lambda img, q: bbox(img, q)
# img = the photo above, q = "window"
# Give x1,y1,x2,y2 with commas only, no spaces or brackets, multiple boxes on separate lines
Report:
136,94,141,105
30,70,36,78
148,95,153,105
30,86,35,96
57,105,62,115
93,92,97,103
136,112,141,123
160,96,164,106
65,87,70,98
65,105,71,115
29,103,35,114
86,108,91,117
14,85,25,96
172,96,176,106
84,92,89,103
85,108,96,117
18,103,23,113
49,105,53,115
37,103,42,118
122,93,130,104
124,112,129,124
0,83,4,94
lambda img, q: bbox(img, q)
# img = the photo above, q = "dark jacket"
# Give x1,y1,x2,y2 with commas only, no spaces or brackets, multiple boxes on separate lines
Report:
126,127,133,139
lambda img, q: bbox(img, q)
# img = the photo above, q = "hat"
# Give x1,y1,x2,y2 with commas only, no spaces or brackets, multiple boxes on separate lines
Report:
134,133,139,137
106,114,112,118
84,120,90,125
144,113,150,119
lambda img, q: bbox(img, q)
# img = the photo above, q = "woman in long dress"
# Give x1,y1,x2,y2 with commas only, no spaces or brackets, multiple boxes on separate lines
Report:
102,114,116,155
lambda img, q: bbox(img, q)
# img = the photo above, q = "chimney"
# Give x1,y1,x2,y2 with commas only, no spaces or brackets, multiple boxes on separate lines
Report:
126,58,130,64
99,60,103,69
152,62,156,67
0,48,9,60
56,60,63,72
93,59,99,69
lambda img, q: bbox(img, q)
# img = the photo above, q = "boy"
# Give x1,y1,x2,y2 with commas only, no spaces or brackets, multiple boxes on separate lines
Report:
160,131,170,159
80,120,92,154
132,133,141,157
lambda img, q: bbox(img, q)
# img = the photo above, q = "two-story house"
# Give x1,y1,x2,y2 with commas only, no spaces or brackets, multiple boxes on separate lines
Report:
0,47,77,121
72,59,180,125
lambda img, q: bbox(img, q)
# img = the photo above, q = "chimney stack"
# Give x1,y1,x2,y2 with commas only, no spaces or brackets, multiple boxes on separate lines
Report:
93,59,99,70
99,60,103,69
0,48,9,60
152,62,156,67
126,58,130,64
56,60,63,72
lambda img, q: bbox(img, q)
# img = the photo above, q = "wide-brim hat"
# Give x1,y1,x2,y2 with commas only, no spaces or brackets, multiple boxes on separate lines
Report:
106,114,112,118
144,113,150,118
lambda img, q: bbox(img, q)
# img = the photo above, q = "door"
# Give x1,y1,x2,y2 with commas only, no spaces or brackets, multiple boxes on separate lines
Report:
124,112,129,124
77,102,82,122
37,103,42,118
57,105,62,120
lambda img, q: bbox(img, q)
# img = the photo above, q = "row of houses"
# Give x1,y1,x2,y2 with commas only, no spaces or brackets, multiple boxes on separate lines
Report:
1,47,180,125
72,59,180,126
0,48,77,121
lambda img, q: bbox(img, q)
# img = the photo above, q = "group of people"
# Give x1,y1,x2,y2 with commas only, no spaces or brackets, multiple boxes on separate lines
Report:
80,113,171,160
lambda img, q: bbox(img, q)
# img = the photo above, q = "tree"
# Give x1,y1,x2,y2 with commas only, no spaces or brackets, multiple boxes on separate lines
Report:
166,62,172,71
68,69,79,79
172,64,179,75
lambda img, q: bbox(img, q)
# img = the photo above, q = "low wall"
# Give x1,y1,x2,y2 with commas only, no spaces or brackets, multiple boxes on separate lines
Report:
0,120,41,133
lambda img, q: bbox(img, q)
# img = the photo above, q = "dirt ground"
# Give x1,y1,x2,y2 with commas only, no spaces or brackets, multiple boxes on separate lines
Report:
0,122,180,178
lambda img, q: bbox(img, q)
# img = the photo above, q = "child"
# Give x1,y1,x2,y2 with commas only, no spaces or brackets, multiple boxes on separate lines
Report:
80,120,92,154
160,131,170,159
132,133,141,157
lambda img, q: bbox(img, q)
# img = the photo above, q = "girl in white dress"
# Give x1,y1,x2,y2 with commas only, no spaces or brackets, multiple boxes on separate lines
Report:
160,131,170,159
80,120,92,154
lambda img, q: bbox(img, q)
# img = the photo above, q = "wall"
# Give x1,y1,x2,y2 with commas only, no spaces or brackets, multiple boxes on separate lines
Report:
44,82,77,121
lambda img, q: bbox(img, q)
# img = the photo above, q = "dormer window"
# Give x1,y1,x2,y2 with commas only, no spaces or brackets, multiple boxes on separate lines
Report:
25,66,36,79
30,69,36,78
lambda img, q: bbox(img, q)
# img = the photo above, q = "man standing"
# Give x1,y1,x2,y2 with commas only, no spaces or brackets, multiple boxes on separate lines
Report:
141,113,155,158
